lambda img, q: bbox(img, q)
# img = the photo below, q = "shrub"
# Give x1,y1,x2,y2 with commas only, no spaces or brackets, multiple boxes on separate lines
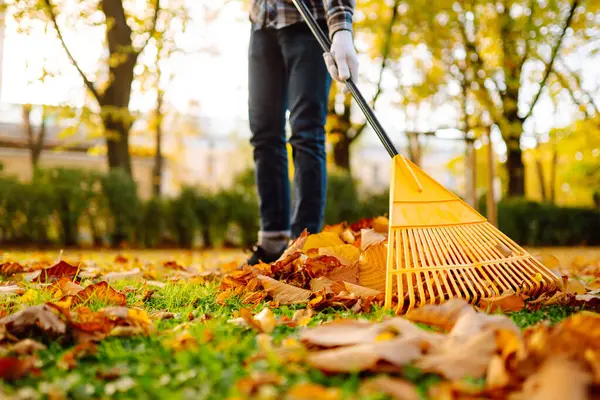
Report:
139,196,168,248
100,169,141,247
168,186,198,248
33,168,93,246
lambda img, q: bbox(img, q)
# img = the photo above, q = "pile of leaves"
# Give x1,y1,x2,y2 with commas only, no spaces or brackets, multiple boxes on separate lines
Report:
219,217,392,312
243,298,599,399
219,217,600,315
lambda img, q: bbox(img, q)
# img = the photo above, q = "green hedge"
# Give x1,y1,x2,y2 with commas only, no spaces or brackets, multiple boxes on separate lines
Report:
479,196,600,246
1,167,597,248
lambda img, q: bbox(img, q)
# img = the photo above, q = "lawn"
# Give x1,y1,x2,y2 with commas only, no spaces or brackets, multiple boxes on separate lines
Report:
1,243,599,400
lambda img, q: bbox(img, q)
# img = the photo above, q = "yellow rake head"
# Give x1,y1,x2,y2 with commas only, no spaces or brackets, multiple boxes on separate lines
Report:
384,155,560,314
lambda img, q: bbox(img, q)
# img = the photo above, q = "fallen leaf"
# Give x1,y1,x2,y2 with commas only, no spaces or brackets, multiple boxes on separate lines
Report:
149,311,176,320
254,307,276,333
0,283,23,296
309,277,335,293
404,298,475,331
449,309,521,340
343,282,382,298
325,262,359,284
58,342,97,370
96,366,127,381
307,337,423,372
10,339,47,355
285,383,341,400
0,304,66,339
257,275,311,304
167,331,199,352
302,232,345,252
291,308,314,327
416,329,497,380
358,242,387,292
564,277,587,295
70,281,127,306
237,372,282,396
512,357,592,400
479,289,527,313
300,320,382,348
103,268,142,282
277,230,309,262
0,262,27,277
486,354,511,389
371,216,389,233
34,260,79,283
52,277,84,297
242,290,268,305
114,255,129,263
318,244,360,266
0,356,38,381
360,229,387,251
360,376,420,400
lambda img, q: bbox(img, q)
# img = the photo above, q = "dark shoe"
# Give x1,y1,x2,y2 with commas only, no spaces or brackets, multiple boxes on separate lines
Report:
240,245,286,269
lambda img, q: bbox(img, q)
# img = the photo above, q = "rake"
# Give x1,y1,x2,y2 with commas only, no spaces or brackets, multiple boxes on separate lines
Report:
292,0,560,313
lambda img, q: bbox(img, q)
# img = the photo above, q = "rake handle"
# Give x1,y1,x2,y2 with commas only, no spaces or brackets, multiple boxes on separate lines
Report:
291,0,399,159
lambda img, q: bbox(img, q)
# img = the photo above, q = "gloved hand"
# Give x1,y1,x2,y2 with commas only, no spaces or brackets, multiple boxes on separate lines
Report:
323,30,358,83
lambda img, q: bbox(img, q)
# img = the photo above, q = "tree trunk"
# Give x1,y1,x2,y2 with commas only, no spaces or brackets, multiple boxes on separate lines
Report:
549,146,557,204
100,0,138,176
152,92,164,196
505,136,525,198
535,153,547,202
332,136,351,172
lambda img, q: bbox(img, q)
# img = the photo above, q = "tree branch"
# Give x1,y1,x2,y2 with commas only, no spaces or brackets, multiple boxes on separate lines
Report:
557,58,599,115
350,0,400,143
523,0,579,120
137,0,161,55
43,0,101,102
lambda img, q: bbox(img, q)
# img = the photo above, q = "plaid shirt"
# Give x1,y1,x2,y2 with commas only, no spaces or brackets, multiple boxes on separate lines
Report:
249,0,354,39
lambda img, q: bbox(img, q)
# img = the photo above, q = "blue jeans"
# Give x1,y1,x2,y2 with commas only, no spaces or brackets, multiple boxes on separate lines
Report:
248,21,331,240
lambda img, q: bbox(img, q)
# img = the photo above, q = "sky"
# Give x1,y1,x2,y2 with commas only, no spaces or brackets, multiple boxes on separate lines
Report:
0,0,598,154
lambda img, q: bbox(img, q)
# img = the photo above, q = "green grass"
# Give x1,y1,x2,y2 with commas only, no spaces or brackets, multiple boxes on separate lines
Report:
0,279,581,400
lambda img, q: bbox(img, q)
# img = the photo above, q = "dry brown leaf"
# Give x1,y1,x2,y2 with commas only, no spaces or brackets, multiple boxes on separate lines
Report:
276,230,309,262
510,357,592,400
300,320,381,347
0,304,66,339
325,261,359,285
360,376,420,400
358,242,387,292
103,268,142,282
449,309,521,340
291,308,314,327
343,282,382,298
34,260,80,283
0,356,38,381
309,277,335,293
360,229,387,251
0,262,27,277
257,275,311,304
70,281,127,306
479,290,527,313
318,245,360,266
416,329,497,380
307,337,422,373
285,383,341,400
254,307,276,333
404,298,475,331
149,311,176,321
302,232,345,252
10,339,47,355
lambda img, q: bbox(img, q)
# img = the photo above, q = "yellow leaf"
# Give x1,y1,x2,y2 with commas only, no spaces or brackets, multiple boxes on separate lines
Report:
286,383,341,400
302,232,344,252
565,277,587,295
372,216,389,233
254,307,276,334
358,242,387,292
318,245,360,266
375,331,396,342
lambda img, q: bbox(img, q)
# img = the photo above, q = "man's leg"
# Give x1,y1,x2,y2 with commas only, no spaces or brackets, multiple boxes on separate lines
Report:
247,27,290,260
278,21,332,238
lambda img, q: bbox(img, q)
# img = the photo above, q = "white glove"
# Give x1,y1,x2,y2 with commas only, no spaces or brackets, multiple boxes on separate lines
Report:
323,30,358,83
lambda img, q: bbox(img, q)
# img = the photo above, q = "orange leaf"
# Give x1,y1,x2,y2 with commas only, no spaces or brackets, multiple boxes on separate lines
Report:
70,282,127,306
358,242,387,292
0,262,27,277
479,290,527,313
0,356,38,381
34,261,79,283
285,383,341,400
360,376,420,400
318,245,360,266
302,232,345,252
58,342,98,370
